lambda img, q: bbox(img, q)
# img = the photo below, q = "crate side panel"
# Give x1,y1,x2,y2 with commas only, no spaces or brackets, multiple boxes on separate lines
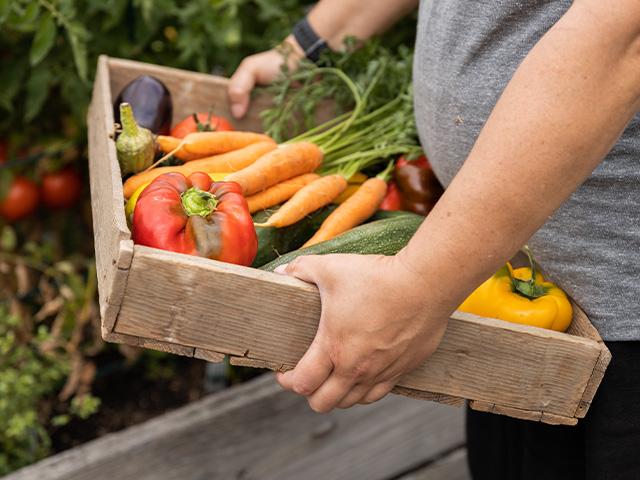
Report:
108,58,269,132
88,56,131,322
115,247,602,418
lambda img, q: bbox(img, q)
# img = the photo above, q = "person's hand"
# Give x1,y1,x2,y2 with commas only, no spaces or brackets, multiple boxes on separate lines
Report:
228,35,305,119
274,253,449,413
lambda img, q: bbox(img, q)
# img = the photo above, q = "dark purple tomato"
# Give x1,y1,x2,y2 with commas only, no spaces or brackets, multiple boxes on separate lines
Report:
114,75,173,135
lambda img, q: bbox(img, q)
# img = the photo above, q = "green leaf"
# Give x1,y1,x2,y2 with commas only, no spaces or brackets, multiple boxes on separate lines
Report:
0,60,27,113
6,1,40,32
0,0,11,25
65,23,89,82
30,13,57,66
24,67,52,122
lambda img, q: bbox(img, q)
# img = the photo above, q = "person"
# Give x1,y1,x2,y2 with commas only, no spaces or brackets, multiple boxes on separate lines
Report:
228,1,640,478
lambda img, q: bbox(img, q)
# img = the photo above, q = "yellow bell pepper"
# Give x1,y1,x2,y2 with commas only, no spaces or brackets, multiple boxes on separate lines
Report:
459,249,573,332
333,172,368,204
125,172,229,225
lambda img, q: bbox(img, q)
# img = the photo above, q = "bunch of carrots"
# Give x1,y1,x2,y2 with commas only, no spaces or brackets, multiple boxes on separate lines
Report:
123,64,422,248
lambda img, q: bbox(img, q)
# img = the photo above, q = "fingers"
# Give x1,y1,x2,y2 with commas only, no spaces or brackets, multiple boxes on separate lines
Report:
276,337,333,396
228,60,256,119
359,381,396,405
336,384,372,409
306,373,356,413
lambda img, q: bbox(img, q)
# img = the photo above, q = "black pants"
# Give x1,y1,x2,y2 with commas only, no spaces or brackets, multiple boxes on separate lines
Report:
467,342,640,480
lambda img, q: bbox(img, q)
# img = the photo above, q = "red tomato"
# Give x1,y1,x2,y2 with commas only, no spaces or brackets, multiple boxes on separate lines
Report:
0,176,39,222
379,181,402,211
170,112,234,138
41,168,82,209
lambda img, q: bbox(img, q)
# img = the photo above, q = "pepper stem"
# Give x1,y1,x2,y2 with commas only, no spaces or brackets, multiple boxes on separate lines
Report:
510,245,547,300
119,103,139,137
181,187,218,217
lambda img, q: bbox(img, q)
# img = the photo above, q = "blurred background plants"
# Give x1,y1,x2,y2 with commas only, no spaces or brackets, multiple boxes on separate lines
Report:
0,0,417,474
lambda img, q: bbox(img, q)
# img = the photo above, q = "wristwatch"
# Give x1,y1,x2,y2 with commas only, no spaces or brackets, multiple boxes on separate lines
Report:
292,17,328,63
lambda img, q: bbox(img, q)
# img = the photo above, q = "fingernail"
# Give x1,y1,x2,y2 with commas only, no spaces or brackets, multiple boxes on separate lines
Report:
274,264,289,274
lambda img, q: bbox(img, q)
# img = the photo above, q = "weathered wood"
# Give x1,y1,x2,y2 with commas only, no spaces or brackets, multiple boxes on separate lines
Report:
468,400,577,426
102,330,195,357
193,348,226,363
87,56,133,331
113,246,603,420
6,374,465,480
399,448,471,480
575,346,612,418
108,57,269,133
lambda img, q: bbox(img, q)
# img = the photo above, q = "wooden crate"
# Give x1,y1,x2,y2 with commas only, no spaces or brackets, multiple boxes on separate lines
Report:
88,56,611,426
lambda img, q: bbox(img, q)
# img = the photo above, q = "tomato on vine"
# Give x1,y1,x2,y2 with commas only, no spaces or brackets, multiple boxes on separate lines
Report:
0,176,40,222
41,167,82,210
170,112,234,138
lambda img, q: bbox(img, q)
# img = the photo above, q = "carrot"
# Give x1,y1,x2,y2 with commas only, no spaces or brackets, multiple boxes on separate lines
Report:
156,131,274,162
246,173,320,213
225,142,323,196
255,174,347,228
302,177,388,247
122,141,276,198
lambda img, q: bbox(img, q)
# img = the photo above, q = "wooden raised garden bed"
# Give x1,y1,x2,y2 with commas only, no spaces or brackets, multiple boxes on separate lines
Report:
88,56,611,426
5,374,468,480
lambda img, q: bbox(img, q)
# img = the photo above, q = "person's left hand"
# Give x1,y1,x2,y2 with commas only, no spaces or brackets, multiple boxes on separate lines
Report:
274,253,449,413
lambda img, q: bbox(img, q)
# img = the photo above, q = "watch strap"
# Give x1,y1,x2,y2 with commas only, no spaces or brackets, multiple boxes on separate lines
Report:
292,17,328,63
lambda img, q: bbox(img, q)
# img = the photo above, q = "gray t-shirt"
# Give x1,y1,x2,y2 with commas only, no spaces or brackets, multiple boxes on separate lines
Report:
413,0,639,340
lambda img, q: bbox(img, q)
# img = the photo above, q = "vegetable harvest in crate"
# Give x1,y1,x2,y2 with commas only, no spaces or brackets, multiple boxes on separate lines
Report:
110,50,573,332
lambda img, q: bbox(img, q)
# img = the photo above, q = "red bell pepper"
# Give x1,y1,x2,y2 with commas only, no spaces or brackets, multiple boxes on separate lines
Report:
394,154,443,215
132,172,257,266
379,181,402,210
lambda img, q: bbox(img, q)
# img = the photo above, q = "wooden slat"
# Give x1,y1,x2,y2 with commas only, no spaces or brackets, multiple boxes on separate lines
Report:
107,58,269,133
6,374,465,480
575,346,612,418
399,448,471,480
113,246,603,419
193,348,226,363
87,56,133,330
468,400,577,426
102,330,195,357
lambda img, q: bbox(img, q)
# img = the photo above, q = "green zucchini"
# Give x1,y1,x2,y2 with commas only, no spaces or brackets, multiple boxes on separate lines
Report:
260,213,424,271
251,205,337,267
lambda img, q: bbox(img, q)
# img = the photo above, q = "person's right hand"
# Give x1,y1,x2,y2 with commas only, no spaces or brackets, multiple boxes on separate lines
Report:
228,36,305,119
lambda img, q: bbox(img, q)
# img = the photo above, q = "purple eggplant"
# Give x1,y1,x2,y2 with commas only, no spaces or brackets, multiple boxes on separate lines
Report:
114,75,172,135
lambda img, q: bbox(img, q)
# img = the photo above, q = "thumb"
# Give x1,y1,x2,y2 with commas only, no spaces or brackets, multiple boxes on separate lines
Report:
275,255,329,286
228,60,257,119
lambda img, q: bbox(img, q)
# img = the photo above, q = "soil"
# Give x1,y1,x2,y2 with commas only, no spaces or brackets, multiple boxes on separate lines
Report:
50,351,207,453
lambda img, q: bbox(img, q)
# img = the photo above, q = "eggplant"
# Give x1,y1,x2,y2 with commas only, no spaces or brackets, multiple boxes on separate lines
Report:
114,75,172,135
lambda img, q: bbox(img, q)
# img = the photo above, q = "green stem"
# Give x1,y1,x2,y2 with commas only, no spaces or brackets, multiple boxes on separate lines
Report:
119,103,139,137
181,188,218,217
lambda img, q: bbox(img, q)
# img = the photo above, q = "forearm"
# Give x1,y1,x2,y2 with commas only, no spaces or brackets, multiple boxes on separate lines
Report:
399,0,640,311
306,0,418,49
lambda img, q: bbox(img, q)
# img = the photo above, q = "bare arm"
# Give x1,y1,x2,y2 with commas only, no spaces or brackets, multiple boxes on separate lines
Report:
228,0,418,118
276,0,640,412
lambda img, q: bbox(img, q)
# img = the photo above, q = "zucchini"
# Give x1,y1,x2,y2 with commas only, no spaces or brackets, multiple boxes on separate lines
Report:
260,213,424,271
252,205,337,267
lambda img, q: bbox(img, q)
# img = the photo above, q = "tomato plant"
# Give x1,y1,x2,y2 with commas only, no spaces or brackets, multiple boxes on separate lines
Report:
0,177,39,222
170,113,234,138
40,168,82,210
